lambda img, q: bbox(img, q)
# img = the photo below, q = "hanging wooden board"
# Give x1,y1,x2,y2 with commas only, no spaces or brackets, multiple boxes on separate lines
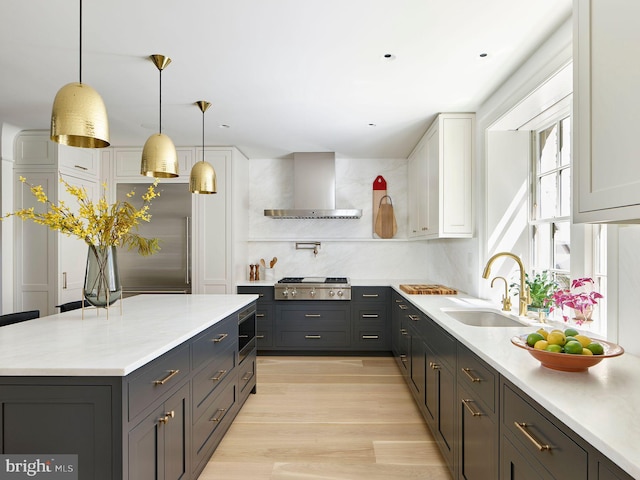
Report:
375,195,398,239
372,175,387,238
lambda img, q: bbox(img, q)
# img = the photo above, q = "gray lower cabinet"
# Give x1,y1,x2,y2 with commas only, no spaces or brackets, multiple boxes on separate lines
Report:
0,303,257,480
238,286,274,349
275,303,350,349
351,286,390,351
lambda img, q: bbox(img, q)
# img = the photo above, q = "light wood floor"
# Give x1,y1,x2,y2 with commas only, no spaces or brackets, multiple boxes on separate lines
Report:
199,356,450,480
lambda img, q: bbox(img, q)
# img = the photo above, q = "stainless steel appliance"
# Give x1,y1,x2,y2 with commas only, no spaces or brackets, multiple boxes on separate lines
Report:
238,304,257,364
274,277,351,300
116,182,192,296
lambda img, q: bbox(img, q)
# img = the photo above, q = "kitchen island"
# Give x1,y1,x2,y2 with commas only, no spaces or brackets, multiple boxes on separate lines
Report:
0,294,258,480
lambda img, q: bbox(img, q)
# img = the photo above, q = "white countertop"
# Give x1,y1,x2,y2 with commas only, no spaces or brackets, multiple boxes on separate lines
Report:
389,285,639,479
0,294,258,377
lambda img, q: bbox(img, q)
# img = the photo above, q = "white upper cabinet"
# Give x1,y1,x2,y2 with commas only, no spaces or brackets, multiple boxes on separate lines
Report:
573,0,640,223
408,113,474,239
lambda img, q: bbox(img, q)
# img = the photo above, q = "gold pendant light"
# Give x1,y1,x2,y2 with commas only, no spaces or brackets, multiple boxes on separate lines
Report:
50,0,110,148
189,101,217,194
141,54,179,178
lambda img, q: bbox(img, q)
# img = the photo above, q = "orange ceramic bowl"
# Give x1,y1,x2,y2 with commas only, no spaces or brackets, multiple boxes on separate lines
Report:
511,334,624,372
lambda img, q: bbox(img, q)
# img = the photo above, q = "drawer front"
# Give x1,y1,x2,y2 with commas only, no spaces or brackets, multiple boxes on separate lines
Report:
192,344,236,422
502,383,587,479
278,331,348,348
457,344,497,413
238,353,257,399
127,343,190,421
192,376,237,461
278,308,348,331
353,306,386,325
351,286,389,303
237,285,274,302
192,314,237,371
352,329,389,349
256,328,273,348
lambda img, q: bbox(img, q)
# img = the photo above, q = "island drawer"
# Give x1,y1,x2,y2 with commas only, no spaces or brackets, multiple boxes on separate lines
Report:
127,343,190,421
192,314,238,371
192,376,237,466
502,383,587,479
457,343,497,413
238,351,257,404
192,343,236,422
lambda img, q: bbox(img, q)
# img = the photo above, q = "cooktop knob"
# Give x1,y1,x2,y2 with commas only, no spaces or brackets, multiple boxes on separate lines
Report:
282,289,289,297
291,288,297,297
337,290,344,297
329,290,335,297
310,289,316,297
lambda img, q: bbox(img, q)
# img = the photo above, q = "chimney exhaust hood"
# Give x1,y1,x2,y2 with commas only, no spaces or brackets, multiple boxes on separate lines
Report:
264,152,362,219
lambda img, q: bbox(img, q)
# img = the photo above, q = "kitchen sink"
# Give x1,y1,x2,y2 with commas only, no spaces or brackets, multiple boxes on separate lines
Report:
441,309,526,327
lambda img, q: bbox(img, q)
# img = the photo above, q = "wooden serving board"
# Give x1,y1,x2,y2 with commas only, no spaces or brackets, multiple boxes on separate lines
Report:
399,284,458,295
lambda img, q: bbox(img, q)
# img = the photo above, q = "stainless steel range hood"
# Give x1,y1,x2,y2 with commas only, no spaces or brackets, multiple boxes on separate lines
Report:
264,152,362,219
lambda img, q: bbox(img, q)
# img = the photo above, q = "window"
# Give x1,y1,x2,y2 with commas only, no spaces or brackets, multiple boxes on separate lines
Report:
530,114,607,331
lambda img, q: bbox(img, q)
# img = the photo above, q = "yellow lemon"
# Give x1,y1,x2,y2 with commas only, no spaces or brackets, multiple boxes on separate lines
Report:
574,334,592,348
536,328,549,340
547,332,566,346
534,340,549,350
582,348,594,356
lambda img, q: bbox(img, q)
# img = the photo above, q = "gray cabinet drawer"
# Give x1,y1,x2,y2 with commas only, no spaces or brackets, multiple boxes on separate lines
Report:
192,315,237,371
127,343,190,421
238,352,257,402
502,383,588,480
192,376,237,466
351,286,389,302
278,309,348,330
238,285,274,302
192,344,236,422
279,331,349,348
457,343,497,414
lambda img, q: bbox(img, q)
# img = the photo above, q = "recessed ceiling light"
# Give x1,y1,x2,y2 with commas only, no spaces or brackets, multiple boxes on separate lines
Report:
479,53,488,58
381,53,396,61
368,123,377,127
219,124,230,129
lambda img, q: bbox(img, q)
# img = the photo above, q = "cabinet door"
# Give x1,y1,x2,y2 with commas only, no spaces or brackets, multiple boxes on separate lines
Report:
58,174,98,305
408,142,427,238
574,0,640,222
501,433,553,480
163,383,189,480
409,327,425,402
129,404,163,480
424,122,439,238
458,383,498,480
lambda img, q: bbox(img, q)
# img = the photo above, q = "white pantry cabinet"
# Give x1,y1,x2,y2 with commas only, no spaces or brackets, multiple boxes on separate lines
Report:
573,0,640,223
407,113,474,239
13,131,99,315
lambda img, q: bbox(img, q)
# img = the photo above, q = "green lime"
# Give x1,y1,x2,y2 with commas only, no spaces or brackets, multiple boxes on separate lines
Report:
564,328,579,337
587,342,605,355
565,336,578,344
527,332,545,347
564,340,584,354
545,344,563,353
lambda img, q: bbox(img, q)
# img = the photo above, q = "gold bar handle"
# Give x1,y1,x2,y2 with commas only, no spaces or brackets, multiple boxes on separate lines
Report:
257,313,265,318
400,329,408,335
362,314,379,318
400,354,407,363
74,164,88,171
153,369,180,385
242,371,253,381
212,333,228,343
158,410,175,424
461,367,482,383
514,422,551,451
362,294,379,298
362,335,379,339
305,335,322,339
305,314,322,318
462,399,483,417
210,408,227,422
429,362,440,370
210,370,227,382
408,314,420,321
399,304,408,310
62,272,67,289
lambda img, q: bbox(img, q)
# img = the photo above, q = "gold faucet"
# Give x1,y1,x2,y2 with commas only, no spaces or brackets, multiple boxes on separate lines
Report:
490,276,512,312
482,252,530,316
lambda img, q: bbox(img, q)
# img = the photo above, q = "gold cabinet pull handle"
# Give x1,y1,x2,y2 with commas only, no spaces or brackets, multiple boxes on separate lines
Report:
257,335,265,339
408,314,420,321
305,314,322,318
399,304,408,310
429,362,440,370
256,313,265,318
461,367,482,383
514,422,551,451
158,410,175,424
400,354,408,363
153,369,180,385
212,333,228,343
362,294,379,298
210,408,227,422
362,335,379,339
211,370,227,382
362,314,379,318
400,329,408,335
305,335,322,339
462,399,483,417
242,371,253,381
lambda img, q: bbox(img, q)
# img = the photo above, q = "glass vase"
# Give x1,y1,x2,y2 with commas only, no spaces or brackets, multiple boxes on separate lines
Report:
84,245,121,308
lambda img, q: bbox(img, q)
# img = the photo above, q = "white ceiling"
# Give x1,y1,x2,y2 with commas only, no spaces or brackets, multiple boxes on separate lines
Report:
0,0,571,159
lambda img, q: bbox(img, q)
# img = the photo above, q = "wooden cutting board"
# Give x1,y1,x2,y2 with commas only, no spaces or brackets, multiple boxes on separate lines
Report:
400,284,458,295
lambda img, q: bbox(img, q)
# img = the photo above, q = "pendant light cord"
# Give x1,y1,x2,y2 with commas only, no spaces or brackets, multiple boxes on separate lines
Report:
79,0,82,84
202,109,205,161
159,68,163,134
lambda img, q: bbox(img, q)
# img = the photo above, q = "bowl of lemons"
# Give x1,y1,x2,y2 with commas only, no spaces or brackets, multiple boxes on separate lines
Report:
511,328,624,372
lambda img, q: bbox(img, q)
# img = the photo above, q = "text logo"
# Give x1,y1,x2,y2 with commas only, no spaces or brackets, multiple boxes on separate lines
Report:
0,455,77,480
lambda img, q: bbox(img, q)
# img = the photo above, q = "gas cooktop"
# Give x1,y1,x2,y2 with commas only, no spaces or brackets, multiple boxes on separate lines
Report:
274,277,351,300
277,277,349,284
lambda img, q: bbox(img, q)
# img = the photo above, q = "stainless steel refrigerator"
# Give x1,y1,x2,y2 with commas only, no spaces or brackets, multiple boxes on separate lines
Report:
116,183,192,296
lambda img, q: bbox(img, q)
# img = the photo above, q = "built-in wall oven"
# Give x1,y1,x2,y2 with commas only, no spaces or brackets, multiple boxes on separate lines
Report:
238,305,256,364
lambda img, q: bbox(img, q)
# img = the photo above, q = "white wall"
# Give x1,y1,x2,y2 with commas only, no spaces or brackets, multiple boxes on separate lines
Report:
246,156,430,281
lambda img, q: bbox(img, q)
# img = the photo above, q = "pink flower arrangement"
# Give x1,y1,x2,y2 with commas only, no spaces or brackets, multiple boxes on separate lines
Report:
550,277,603,324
